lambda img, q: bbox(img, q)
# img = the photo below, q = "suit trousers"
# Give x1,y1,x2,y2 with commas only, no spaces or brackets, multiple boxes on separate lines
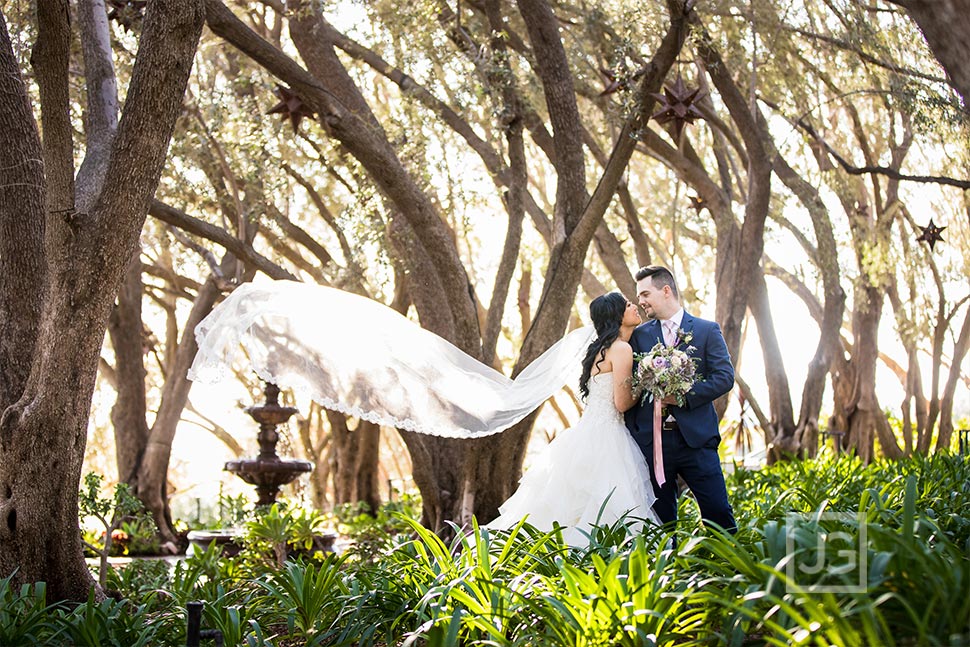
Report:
646,426,737,534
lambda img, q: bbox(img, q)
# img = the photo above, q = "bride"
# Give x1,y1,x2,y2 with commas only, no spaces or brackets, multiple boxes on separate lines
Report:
485,292,659,544
188,281,659,544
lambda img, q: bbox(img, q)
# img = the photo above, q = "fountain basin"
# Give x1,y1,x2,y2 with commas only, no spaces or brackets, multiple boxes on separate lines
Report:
186,528,245,557
225,457,314,506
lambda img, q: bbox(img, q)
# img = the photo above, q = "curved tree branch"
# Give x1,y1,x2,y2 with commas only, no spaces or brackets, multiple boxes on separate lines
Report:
149,200,296,281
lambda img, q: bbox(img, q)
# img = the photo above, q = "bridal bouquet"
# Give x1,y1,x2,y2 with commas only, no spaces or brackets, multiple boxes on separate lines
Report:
632,331,698,406
632,331,698,488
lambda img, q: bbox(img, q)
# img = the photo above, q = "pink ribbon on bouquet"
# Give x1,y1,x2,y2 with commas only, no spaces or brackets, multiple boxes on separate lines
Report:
653,397,666,487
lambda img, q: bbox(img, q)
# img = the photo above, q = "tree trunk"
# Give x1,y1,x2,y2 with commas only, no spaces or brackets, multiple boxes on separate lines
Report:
75,0,119,212
695,34,773,366
889,0,970,106
769,141,845,459
831,286,903,461
0,15,46,418
0,1,204,600
108,255,151,484
0,3,94,601
481,0,526,367
327,411,381,514
136,276,222,544
1,287,112,600
749,268,797,460
937,303,970,451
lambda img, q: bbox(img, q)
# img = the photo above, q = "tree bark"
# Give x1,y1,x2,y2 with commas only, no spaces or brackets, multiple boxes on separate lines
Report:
515,0,587,235
937,303,970,450
75,0,119,212
888,0,970,106
771,151,844,458
327,412,381,514
135,276,222,544
0,0,204,601
481,0,527,367
831,284,902,461
108,255,151,484
831,191,904,461
694,30,773,366
748,268,796,458
0,15,46,417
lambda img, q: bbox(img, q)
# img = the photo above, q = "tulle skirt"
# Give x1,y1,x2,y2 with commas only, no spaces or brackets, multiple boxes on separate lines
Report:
486,406,659,546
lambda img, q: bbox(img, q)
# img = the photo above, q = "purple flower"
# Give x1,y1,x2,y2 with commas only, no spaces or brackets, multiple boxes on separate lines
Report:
652,357,667,369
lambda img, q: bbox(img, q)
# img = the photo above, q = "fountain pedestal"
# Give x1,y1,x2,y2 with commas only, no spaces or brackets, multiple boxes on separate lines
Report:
224,382,313,505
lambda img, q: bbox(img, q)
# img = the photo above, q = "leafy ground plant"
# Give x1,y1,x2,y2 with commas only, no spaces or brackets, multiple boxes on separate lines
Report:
9,454,970,646
79,473,158,587
0,575,53,646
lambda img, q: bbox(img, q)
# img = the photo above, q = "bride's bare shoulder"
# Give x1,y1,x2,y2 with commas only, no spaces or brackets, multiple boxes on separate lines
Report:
607,339,632,356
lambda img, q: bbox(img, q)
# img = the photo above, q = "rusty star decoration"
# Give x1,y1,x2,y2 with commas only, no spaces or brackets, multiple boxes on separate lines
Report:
687,194,706,215
106,0,147,32
916,219,946,250
598,68,627,96
650,73,705,140
266,85,315,133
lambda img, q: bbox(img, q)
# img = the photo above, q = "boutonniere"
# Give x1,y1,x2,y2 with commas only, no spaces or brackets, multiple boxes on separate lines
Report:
674,329,693,349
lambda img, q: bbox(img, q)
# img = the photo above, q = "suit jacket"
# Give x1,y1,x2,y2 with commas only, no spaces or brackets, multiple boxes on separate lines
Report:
624,312,735,449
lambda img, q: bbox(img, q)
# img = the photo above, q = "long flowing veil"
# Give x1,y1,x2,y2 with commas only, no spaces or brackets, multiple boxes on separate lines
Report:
188,280,595,438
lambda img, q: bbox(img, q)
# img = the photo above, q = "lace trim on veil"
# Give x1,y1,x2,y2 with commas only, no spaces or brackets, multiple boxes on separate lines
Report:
188,280,595,438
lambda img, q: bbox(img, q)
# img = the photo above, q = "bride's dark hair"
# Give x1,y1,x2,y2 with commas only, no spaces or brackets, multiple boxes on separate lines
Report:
579,292,627,399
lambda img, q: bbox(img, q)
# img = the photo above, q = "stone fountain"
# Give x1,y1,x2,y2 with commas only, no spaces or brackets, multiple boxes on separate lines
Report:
187,382,315,556
224,381,313,505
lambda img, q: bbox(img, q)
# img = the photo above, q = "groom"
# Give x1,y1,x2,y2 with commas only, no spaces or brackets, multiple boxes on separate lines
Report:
625,265,737,533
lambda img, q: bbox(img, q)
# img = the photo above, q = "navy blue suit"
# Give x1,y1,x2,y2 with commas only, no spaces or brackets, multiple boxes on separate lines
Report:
624,313,737,532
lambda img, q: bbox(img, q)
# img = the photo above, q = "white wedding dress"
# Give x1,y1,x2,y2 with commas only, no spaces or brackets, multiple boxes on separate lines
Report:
486,373,659,546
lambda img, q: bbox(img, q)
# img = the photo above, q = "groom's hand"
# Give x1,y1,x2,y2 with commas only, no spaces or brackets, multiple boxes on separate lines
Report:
660,395,679,406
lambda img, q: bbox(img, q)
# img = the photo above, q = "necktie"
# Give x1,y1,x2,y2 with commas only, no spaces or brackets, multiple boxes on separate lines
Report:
663,320,676,346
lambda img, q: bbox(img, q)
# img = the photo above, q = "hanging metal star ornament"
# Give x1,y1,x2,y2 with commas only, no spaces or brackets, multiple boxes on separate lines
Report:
266,85,315,133
688,194,706,214
916,219,946,250
598,68,626,96
650,73,705,140
106,0,147,32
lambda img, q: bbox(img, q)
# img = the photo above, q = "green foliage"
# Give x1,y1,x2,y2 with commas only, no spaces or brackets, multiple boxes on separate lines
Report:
0,576,53,646
79,473,159,586
333,492,422,557
79,473,145,531
217,490,253,529
9,456,970,645
105,559,172,602
256,555,348,645
51,590,172,647
728,452,970,548
196,585,267,647
244,502,331,567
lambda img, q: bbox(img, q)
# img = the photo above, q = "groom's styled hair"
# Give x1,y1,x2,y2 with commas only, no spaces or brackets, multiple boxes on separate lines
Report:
635,265,679,299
